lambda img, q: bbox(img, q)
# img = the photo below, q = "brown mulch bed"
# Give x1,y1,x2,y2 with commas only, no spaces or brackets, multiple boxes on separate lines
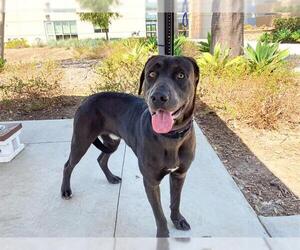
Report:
0,96,83,121
1,98,299,216
195,101,300,216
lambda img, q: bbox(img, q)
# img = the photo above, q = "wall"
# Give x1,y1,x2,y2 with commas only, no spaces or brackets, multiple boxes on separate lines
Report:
4,0,146,43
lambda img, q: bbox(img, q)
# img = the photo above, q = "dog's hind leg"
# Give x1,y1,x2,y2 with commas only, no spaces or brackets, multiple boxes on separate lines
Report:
97,134,122,184
61,127,96,199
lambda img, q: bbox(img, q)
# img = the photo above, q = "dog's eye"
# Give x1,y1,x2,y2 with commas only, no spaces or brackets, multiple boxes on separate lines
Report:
148,71,157,78
177,72,185,79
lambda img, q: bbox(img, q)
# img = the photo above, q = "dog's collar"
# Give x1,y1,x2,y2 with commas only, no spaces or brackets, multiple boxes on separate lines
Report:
161,119,193,139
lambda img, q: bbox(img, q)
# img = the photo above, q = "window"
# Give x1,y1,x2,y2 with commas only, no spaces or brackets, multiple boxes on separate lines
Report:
146,12,157,37
44,21,78,40
94,24,109,33
145,12,189,38
146,22,157,37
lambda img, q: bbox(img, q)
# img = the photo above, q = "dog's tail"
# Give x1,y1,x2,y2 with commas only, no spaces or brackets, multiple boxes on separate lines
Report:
93,138,115,154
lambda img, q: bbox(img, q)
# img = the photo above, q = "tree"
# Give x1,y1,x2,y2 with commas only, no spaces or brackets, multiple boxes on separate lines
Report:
76,0,118,12
211,0,244,57
0,0,5,59
78,13,119,40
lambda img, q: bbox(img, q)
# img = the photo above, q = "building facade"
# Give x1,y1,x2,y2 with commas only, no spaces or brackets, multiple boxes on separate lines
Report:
4,0,283,43
4,0,146,43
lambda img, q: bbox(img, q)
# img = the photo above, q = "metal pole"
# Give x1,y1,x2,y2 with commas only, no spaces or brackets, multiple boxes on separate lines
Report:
0,0,5,59
157,0,176,56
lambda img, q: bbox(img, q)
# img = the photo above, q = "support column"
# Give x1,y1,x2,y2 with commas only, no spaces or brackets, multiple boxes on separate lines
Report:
0,0,5,59
157,0,177,56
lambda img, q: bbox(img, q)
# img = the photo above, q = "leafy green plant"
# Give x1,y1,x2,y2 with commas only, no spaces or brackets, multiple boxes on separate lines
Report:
0,58,6,72
244,42,289,73
91,39,155,94
79,12,120,40
5,38,30,49
259,32,273,43
142,37,158,52
259,30,300,43
197,43,246,75
174,35,187,56
259,17,300,43
273,17,300,33
291,30,300,42
199,32,211,53
273,28,293,43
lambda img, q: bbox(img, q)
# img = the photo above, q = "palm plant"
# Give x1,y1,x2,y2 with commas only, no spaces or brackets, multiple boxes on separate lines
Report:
244,42,289,73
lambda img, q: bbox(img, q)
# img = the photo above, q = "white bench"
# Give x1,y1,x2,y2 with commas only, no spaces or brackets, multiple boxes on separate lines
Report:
0,123,25,163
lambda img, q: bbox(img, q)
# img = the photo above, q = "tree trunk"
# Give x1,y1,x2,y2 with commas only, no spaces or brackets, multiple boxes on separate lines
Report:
0,0,5,59
105,31,109,41
211,0,244,57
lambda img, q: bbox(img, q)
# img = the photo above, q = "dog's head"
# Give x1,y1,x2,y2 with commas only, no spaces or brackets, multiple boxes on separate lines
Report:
139,55,199,134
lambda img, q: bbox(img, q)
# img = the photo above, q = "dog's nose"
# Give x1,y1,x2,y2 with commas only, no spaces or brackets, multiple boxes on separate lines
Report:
151,93,169,105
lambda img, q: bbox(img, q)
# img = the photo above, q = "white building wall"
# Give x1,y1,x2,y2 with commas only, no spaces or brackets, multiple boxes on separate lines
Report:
4,0,146,43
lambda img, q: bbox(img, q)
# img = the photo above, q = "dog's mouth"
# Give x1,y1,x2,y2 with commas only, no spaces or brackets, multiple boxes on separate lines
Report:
151,105,185,134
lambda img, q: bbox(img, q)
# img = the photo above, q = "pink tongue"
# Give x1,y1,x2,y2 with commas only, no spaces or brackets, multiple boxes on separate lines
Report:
151,110,174,134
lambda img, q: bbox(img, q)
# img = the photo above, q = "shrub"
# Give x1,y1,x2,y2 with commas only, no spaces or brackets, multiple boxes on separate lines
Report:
181,40,201,58
199,63,299,129
198,32,211,53
5,38,30,49
259,32,273,43
244,42,289,73
141,37,158,52
47,38,108,59
73,44,109,59
259,17,300,43
197,43,247,76
91,36,200,93
197,41,298,129
0,61,63,110
91,38,155,94
47,38,105,49
273,17,300,33
259,30,300,43
174,35,188,56
274,28,293,42
291,30,300,42
0,58,5,72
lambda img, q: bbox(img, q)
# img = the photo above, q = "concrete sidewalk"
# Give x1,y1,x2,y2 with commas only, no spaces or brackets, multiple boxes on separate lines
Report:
0,119,268,237
3,238,300,250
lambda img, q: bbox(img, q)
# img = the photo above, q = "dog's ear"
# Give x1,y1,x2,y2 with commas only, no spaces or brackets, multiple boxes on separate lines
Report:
185,57,200,87
138,55,159,95
138,67,145,95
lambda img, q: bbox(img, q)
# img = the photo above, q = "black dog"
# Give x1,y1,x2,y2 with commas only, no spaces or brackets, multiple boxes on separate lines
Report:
61,55,200,237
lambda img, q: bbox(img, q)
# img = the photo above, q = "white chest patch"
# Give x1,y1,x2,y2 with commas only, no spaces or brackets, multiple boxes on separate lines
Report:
168,166,179,172
109,134,120,140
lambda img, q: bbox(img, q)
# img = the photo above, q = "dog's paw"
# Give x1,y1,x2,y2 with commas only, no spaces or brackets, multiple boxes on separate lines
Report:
156,229,169,238
107,175,122,184
61,189,72,199
171,214,191,231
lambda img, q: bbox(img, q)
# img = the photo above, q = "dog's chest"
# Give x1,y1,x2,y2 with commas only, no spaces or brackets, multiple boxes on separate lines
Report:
144,143,181,170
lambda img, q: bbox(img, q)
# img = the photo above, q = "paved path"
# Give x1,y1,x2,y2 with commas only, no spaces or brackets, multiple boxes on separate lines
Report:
2,238,300,250
0,119,269,237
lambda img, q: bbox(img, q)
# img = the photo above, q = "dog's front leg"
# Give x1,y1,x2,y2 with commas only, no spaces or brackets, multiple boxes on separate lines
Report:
143,178,169,237
169,171,191,231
